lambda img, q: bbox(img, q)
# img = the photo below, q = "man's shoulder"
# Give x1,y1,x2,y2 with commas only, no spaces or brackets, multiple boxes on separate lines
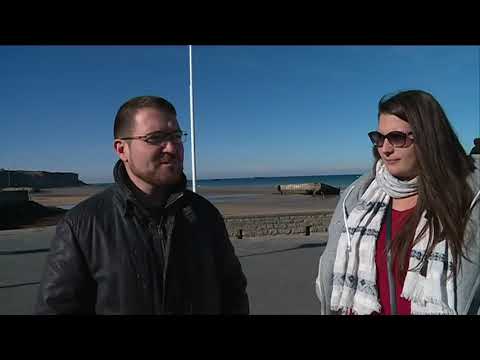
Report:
184,190,223,218
63,185,118,224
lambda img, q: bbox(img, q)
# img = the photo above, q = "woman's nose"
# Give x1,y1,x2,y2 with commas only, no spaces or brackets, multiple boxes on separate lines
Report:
380,138,394,154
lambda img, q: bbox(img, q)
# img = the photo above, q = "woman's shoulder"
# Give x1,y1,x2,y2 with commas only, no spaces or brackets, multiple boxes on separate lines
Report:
470,154,480,170
342,170,375,203
469,155,480,191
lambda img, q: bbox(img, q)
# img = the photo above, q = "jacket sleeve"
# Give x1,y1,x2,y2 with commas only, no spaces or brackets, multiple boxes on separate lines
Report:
315,180,361,315
34,218,96,314
213,210,250,314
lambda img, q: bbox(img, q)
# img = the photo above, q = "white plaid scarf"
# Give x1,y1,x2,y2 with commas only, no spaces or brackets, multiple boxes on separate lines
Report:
330,160,457,315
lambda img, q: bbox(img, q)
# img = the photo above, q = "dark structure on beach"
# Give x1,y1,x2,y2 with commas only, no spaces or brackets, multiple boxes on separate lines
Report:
0,169,86,189
276,182,340,196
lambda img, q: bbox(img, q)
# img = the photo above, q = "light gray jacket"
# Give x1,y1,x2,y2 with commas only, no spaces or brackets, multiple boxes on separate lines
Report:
315,155,480,315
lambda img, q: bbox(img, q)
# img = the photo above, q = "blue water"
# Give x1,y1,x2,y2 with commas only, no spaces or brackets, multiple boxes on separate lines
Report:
192,175,361,190
93,174,361,191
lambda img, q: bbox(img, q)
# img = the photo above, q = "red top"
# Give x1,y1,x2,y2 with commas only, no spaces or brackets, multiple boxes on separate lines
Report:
375,206,416,315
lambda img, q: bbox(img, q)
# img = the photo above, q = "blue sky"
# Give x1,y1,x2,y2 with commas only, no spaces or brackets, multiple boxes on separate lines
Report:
0,46,478,183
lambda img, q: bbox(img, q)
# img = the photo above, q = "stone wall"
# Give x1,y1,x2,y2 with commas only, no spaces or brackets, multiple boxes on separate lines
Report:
224,210,334,239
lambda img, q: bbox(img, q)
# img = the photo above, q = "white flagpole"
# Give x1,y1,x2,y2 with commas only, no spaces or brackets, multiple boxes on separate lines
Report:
189,45,197,193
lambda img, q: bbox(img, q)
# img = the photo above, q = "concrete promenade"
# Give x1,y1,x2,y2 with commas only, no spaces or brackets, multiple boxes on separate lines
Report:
0,226,327,314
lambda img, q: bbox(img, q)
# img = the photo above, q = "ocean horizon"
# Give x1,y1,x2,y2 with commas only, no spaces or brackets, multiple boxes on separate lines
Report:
91,174,362,191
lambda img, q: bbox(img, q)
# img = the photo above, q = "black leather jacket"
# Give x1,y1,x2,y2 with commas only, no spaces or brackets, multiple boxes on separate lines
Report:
35,161,249,314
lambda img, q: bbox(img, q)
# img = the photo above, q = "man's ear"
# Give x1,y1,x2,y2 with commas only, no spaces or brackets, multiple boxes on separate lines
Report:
114,139,129,162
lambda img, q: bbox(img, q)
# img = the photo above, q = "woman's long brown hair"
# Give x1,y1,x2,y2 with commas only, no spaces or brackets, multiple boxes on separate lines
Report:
373,90,476,278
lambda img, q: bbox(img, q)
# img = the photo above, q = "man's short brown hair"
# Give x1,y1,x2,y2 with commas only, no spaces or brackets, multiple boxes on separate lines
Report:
113,96,177,138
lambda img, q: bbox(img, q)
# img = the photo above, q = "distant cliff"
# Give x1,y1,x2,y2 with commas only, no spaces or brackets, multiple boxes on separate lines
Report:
0,169,87,188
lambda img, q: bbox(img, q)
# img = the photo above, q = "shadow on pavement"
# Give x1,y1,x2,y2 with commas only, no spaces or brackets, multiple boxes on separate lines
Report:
238,242,326,258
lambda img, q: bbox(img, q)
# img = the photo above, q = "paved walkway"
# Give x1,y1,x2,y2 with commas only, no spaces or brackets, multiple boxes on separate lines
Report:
0,226,327,314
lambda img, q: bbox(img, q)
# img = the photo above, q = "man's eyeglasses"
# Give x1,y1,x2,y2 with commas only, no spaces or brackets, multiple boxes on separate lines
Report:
368,130,415,148
119,130,188,146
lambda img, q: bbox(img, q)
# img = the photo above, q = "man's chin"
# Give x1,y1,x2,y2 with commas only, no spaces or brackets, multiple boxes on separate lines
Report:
153,170,182,186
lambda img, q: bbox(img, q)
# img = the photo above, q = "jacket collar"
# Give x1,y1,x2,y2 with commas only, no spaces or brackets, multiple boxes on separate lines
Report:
113,160,189,219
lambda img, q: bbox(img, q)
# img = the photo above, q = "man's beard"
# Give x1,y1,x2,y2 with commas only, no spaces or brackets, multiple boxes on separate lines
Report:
131,161,183,186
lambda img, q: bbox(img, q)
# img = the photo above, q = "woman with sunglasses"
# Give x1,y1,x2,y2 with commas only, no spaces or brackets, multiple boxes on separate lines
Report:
315,90,480,315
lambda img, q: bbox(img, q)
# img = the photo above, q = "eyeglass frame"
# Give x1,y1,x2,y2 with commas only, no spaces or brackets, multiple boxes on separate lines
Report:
368,130,415,148
118,129,188,146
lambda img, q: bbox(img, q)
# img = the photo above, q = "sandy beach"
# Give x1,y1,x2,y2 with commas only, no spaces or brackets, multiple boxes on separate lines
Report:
30,184,340,217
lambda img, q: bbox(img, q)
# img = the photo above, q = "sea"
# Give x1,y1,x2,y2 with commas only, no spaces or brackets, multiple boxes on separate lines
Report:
51,174,361,210
94,174,361,191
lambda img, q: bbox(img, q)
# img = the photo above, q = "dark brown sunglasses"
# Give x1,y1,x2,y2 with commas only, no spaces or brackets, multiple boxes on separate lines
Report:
368,131,414,148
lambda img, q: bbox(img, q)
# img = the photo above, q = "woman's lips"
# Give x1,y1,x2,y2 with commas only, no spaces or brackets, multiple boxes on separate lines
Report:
385,159,400,164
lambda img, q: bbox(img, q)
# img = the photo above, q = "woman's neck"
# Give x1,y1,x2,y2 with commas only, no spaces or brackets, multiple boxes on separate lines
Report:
392,194,418,211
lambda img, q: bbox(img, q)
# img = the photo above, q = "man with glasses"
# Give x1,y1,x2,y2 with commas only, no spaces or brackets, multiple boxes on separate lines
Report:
35,96,249,314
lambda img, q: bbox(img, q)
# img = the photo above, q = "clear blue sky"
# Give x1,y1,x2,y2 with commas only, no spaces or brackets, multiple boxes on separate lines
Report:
0,46,478,183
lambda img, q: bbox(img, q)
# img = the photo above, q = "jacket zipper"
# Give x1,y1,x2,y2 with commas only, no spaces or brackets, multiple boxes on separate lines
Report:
160,193,184,313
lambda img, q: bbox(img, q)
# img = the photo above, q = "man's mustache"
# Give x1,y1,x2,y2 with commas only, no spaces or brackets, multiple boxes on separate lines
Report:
158,154,180,163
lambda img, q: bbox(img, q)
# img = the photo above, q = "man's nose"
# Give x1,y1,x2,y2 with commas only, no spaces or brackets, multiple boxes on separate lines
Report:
161,140,182,154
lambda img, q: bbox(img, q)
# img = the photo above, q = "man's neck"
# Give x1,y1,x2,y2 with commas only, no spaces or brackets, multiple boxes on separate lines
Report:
124,166,155,195
124,166,179,209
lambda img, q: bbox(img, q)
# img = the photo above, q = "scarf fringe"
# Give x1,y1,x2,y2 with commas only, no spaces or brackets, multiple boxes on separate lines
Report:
401,262,456,315
411,302,457,315
333,303,382,315
401,271,426,305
